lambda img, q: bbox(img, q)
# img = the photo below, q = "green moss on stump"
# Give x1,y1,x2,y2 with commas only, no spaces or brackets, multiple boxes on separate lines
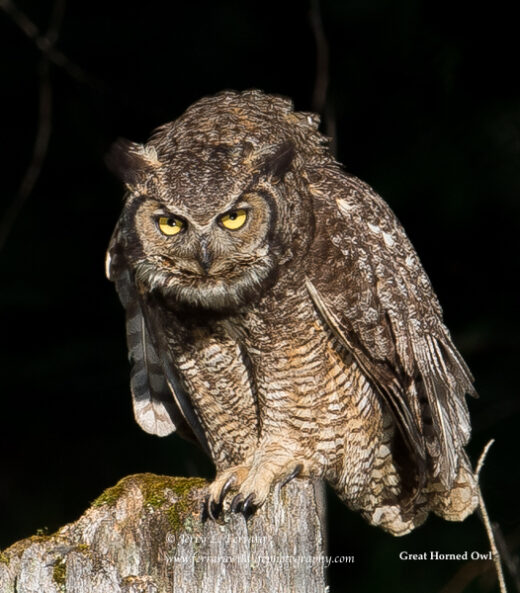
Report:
91,479,127,508
91,474,207,532
141,475,207,532
141,474,178,509
0,534,52,567
52,557,66,587
163,476,206,531
92,474,205,507
166,482,202,531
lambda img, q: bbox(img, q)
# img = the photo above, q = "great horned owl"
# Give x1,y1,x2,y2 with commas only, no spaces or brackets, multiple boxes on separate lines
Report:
106,90,478,535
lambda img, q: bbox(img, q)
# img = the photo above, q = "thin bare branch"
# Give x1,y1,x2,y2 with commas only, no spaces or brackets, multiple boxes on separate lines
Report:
0,0,92,85
493,523,520,593
45,0,67,46
309,0,337,156
0,0,103,251
475,441,508,593
476,439,495,477
478,489,508,593
0,58,52,252
441,441,511,593
0,0,38,38
0,0,64,251
309,0,329,116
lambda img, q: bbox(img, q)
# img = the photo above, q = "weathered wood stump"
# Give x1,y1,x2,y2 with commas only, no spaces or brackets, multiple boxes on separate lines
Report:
0,474,328,592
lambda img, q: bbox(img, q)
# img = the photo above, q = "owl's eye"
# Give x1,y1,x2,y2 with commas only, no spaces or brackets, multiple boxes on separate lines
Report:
157,216,185,236
220,209,248,230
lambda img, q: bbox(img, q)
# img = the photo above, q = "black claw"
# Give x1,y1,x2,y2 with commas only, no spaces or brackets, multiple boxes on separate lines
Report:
204,496,221,521
202,496,211,522
206,496,216,521
281,463,303,488
242,493,256,517
211,500,221,520
219,476,235,504
230,493,243,513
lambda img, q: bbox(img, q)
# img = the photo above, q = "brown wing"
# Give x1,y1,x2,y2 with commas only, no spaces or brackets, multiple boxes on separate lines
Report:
106,222,210,454
304,170,475,487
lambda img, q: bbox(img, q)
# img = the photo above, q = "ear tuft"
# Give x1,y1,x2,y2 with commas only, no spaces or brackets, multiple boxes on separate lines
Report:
261,141,295,181
105,138,160,186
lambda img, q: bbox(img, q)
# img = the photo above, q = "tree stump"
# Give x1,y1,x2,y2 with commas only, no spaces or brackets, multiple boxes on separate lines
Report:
0,473,328,592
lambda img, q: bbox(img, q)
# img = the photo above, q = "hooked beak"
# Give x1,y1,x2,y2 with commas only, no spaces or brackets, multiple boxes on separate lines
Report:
197,236,213,275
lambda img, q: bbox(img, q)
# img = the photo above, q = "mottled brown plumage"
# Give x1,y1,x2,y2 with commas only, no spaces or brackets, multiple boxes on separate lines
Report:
106,90,478,535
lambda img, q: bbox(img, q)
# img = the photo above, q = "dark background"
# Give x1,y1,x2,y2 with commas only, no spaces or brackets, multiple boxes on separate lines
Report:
1,1,519,591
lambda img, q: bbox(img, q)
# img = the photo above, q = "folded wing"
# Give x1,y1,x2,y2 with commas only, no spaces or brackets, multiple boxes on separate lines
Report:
106,224,210,454
305,172,475,487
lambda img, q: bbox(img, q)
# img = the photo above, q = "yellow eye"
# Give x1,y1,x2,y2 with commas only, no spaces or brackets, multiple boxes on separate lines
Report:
220,209,247,230
157,216,185,236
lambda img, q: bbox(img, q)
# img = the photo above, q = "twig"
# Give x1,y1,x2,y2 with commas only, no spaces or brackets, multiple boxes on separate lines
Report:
309,0,337,156
478,490,508,593
492,524,520,593
45,0,67,47
309,0,328,116
0,0,68,251
475,440,508,593
0,0,90,84
441,441,511,593
475,439,495,478
0,57,52,251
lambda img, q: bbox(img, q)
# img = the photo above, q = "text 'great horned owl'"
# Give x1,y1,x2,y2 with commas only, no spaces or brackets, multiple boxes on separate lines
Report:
106,90,478,535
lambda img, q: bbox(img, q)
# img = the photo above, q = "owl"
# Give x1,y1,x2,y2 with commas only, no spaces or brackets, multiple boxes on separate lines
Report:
106,90,478,535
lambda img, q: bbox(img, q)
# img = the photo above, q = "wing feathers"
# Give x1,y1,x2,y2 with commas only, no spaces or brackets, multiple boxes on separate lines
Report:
411,332,472,483
306,173,475,487
106,225,209,452
306,278,427,461
126,304,176,437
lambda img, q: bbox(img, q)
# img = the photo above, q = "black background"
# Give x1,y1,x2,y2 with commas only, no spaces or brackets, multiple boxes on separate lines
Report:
1,1,519,591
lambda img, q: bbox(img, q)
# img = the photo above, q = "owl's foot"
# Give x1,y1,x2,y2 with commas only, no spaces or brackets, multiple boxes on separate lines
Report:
205,460,305,520
232,462,304,514
235,459,306,511
205,464,251,519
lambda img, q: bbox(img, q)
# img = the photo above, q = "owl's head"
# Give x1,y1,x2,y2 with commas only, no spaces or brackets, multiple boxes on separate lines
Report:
107,91,331,311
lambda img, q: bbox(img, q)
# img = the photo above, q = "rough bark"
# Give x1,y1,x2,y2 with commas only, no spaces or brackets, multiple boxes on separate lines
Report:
0,473,328,593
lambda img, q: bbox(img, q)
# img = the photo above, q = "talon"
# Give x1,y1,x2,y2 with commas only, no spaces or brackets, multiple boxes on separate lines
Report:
242,493,256,516
205,496,217,521
231,493,243,513
220,475,236,504
210,499,221,521
202,496,211,521
281,463,303,488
